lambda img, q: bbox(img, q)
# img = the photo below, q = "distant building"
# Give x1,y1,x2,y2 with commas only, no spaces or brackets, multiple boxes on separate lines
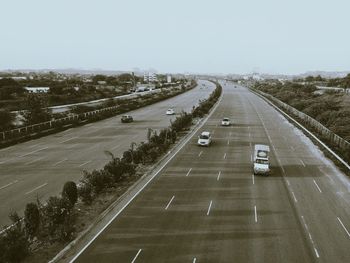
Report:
97,80,107,85
24,87,50,93
167,75,172,83
144,72,157,82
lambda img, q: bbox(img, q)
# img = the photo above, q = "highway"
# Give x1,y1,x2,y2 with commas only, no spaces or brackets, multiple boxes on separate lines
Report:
0,80,215,227
67,81,350,262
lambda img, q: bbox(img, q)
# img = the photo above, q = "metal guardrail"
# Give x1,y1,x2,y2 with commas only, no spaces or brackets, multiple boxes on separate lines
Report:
255,89,350,152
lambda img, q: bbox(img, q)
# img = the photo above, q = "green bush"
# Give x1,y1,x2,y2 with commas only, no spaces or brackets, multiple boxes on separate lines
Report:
62,181,78,207
24,202,40,239
78,183,92,205
41,196,72,240
0,212,29,263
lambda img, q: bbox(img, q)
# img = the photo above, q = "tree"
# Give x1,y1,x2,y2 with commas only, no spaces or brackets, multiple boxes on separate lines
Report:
0,109,14,131
62,181,78,207
42,196,72,240
1,211,29,263
24,202,40,239
78,183,92,204
23,93,52,124
92,74,107,83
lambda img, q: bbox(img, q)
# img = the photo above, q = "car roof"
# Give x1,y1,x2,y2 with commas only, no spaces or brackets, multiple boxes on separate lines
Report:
255,144,270,151
201,131,210,136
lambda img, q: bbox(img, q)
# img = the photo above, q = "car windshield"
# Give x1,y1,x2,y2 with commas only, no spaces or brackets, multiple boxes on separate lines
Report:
256,159,268,164
200,135,209,139
223,118,229,121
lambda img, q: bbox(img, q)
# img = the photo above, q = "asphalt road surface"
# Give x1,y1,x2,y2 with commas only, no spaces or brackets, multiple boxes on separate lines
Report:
0,80,214,227
70,81,350,263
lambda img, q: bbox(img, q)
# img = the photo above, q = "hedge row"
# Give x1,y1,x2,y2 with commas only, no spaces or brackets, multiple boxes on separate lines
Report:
0,81,222,263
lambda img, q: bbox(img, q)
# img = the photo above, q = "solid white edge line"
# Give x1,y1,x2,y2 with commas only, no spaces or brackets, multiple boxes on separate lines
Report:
313,179,322,193
193,258,197,263
291,191,298,203
131,249,142,263
249,90,323,259
207,200,213,216
198,151,202,157
337,217,350,238
165,195,175,210
68,89,223,263
186,168,192,177
314,248,320,258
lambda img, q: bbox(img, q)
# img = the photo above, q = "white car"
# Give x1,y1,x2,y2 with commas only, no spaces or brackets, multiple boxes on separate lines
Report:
166,108,175,115
197,131,212,146
221,117,231,126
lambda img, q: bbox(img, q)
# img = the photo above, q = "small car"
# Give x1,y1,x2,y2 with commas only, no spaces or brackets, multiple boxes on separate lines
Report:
221,117,231,126
197,131,212,146
166,108,175,115
121,115,133,123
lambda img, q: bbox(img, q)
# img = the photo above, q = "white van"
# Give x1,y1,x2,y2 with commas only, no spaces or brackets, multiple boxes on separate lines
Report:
197,131,212,146
253,144,270,175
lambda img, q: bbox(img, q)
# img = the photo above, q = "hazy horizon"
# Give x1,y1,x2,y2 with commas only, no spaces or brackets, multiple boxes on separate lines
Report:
1,0,349,75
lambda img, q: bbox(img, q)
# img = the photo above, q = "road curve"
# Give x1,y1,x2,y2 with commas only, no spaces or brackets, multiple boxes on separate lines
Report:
0,80,214,227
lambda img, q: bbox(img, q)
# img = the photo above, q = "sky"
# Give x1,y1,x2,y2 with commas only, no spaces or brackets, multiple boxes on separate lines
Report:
1,0,349,75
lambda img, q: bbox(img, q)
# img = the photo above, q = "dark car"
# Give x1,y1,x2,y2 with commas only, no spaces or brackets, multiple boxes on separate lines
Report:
121,115,133,123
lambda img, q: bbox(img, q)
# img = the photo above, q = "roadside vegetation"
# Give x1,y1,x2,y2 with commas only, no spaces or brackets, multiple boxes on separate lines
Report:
254,78,350,141
0,81,222,263
253,76,350,167
0,73,187,112
0,80,197,148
